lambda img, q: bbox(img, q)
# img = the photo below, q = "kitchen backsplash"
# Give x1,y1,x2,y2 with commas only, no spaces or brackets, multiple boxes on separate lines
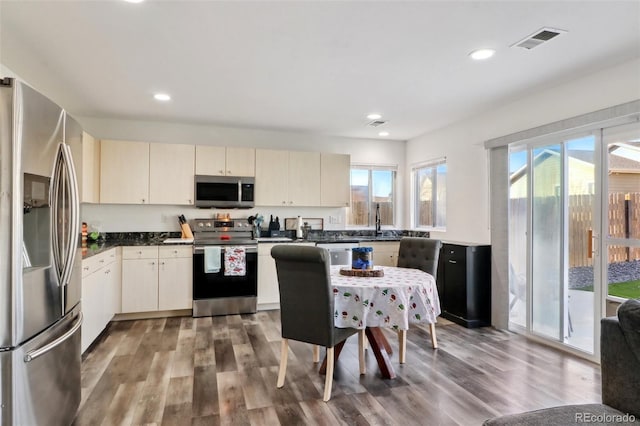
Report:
81,203,349,233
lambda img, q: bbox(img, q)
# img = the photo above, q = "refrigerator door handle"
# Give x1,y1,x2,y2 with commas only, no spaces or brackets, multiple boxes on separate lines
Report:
51,142,80,288
23,312,83,363
59,142,80,288
50,147,64,281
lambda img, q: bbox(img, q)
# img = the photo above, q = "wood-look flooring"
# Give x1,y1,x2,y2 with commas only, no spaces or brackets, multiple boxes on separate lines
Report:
74,311,602,426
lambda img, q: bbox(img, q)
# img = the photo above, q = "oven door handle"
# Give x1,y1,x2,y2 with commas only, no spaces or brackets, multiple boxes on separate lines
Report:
194,246,258,254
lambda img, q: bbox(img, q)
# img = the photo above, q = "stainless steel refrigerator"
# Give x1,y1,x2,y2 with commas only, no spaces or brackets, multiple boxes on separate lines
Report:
0,78,83,425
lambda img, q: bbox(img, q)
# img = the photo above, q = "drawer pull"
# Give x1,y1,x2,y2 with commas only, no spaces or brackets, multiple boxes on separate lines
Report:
448,260,457,264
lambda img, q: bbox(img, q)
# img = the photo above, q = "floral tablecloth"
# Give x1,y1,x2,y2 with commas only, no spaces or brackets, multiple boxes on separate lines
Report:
331,265,441,330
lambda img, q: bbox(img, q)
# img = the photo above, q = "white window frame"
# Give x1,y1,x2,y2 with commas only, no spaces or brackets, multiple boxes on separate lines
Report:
411,157,447,230
347,164,397,229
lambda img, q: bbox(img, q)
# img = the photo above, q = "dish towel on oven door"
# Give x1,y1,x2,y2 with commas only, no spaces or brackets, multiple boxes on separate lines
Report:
204,246,221,273
224,246,246,276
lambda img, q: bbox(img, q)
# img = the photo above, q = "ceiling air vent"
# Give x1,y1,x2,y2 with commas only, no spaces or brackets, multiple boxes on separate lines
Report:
368,120,387,127
512,27,567,50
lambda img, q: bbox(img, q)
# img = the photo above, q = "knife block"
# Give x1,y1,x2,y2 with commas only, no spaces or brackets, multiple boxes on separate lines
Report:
180,223,194,239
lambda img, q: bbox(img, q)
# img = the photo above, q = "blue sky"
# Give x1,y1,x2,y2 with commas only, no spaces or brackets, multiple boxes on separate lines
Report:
351,169,393,197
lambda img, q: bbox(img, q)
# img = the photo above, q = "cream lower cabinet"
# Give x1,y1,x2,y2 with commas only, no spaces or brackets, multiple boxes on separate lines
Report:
81,247,121,353
121,245,192,313
257,242,315,309
364,241,400,267
121,246,159,313
158,246,193,310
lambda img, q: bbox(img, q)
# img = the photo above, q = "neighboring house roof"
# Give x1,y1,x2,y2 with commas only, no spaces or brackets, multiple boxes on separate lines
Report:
609,143,640,174
509,149,595,184
510,146,640,185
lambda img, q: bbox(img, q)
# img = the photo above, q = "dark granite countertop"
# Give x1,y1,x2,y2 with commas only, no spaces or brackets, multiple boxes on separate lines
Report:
81,231,185,259
81,230,430,259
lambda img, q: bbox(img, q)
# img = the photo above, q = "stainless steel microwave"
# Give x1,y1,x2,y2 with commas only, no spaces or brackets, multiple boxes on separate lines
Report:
194,175,255,208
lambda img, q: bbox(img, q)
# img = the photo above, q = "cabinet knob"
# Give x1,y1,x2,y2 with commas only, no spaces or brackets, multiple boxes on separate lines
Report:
288,201,293,205
282,201,286,205
219,170,224,174
105,269,110,274
83,266,89,271
138,251,142,255
99,259,105,263
151,261,155,265
142,198,146,203
448,260,457,264
173,250,178,254
227,170,232,175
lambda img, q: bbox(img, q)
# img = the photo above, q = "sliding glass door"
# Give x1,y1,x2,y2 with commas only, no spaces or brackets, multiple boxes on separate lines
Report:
509,133,600,354
603,123,640,315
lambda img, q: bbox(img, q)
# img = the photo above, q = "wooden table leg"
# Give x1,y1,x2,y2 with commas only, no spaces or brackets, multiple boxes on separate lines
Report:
319,328,396,379
318,340,346,375
365,327,396,379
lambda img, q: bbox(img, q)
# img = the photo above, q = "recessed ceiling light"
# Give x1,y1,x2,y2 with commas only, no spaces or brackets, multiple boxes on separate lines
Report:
124,0,144,3
367,113,382,120
378,131,389,137
153,93,171,101
469,48,496,60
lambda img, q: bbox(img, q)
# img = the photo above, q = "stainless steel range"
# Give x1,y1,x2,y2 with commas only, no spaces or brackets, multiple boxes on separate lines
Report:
191,218,258,317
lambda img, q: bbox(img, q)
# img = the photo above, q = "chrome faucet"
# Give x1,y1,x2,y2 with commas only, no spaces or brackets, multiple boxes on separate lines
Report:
375,203,382,235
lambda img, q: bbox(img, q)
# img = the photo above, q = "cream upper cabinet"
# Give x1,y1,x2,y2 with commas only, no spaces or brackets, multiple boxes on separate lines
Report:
149,143,195,205
226,147,255,176
321,153,350,207
195,145,226,176
255,149,321,206
288,151,320,206
255,149,289,206
68,131,100,203
195,146,255,177
100,139,150,204
80,132,100,203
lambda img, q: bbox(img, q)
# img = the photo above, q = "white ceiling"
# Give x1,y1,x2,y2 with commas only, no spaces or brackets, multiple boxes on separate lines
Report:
1,1,639,141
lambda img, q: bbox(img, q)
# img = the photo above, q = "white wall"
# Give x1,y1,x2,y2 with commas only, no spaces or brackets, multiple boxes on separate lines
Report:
78,118,406,232
406,58,640,245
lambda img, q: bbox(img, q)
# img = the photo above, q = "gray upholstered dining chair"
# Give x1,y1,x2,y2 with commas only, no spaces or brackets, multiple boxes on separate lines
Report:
271,245,365,402
395,237,443,361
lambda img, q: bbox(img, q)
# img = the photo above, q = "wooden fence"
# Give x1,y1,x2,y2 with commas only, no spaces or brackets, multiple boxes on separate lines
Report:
349,201,394,226
349,201,435,227
510,192,640,268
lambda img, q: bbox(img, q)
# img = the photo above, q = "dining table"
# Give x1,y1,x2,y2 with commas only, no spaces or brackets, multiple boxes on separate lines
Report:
319,265,441,379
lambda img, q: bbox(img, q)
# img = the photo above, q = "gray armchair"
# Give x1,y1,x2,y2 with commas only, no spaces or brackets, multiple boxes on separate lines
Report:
483,299,640,425
271,245,365,402
396,237,443,360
